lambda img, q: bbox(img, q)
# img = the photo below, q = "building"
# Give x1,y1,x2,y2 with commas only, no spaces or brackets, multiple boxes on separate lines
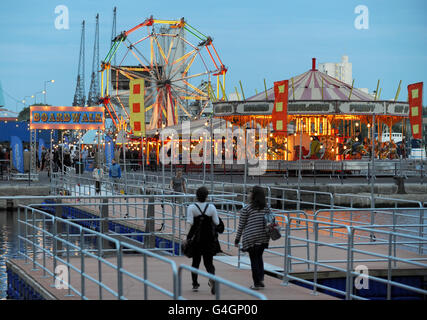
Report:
318,55,353,86
0,108,18,122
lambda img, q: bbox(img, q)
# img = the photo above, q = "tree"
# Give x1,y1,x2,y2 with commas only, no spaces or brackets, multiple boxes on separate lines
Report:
18,106,30,121
18,103,50,121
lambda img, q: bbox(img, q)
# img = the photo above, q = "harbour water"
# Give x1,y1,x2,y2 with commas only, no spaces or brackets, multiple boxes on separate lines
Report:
0,210,21,299
0,207,99,299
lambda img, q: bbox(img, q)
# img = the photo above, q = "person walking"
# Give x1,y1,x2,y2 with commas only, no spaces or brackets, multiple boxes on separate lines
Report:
93,164,103,194
170,168,187,214
170,168,187,194
109,159,121,192
185,186,221,294
234,186,270,290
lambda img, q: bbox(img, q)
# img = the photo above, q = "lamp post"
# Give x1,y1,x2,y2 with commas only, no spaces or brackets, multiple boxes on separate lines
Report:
44,80,55,104
33,91,46,104
22,96,32,107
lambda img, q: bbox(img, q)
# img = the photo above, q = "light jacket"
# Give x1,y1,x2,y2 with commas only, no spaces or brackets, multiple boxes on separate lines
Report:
93,168,103,181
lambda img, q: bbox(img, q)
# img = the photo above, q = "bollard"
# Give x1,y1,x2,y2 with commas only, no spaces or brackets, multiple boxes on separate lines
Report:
393,176,406,194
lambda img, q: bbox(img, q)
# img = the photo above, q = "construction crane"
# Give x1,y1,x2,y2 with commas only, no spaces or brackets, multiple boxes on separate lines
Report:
87,14,100,106
111,7,117,67
73,20,86,107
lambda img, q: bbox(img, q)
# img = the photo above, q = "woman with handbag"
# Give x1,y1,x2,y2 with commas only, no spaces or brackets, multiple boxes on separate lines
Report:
234,185,270,290
185,186,221,294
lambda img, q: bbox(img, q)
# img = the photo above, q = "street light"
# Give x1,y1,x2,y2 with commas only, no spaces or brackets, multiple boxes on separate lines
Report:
32,91,46,104
44,80,55,104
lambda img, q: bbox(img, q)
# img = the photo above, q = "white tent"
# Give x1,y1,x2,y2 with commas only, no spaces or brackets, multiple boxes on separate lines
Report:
78,130,105,145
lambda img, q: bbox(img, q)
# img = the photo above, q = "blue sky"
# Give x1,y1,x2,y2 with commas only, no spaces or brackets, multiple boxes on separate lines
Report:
1,0,426,113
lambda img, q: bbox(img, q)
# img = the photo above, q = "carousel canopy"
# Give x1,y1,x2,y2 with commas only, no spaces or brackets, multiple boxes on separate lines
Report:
213,59,409,118
247,62,374,102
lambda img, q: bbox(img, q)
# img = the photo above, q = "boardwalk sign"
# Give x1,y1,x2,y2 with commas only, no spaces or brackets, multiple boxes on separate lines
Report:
30,106,105,130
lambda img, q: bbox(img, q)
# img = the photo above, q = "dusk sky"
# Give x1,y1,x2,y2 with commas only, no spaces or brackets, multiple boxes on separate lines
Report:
1,0,426,112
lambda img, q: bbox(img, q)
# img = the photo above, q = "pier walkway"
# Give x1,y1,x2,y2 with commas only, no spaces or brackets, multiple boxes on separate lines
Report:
4,171,427,300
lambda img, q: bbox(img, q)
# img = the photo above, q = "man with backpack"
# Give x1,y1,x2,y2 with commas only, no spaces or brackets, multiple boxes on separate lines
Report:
185,186,221,295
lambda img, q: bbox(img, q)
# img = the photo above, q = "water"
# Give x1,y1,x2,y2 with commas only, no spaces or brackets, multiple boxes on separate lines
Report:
0,210,22,299
0,208,100,299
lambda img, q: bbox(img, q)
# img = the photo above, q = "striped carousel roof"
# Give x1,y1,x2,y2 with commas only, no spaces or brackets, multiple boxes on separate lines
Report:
247,60,374,102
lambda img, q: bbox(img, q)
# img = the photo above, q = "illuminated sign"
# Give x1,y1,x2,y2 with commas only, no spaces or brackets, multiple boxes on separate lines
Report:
387,102,410,115
338,102,385,114
214,103,234,115
30,106,105,130
288,102,334,114
213,100,409,116
240,103,272,113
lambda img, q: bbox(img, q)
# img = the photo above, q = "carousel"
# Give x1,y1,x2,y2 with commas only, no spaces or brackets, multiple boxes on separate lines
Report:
213,58,410,167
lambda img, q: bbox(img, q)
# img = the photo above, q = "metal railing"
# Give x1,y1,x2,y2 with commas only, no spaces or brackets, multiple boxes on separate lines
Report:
18,204,179,299
313,208,427,254
277,215,427,300
16,203,266,300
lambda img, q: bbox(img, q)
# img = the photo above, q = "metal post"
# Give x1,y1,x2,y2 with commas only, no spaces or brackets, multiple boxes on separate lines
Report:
100,198,110,254
243,125,248,202
210,118,214,194
298,120,303,186
50,130,53,183
123,140,128,194
312,221,319,295
371,114,376,209
61,131,64,176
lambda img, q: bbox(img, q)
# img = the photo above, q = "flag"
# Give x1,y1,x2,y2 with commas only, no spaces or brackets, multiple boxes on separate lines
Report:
408,82,423,140
11,136,24,173
63,135,69,151
38,138,46,163
129,78,146,137
272,80,289,136
104,135,114,166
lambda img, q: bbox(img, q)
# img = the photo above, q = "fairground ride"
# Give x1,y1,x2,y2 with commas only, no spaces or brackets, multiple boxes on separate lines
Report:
99,16,227,135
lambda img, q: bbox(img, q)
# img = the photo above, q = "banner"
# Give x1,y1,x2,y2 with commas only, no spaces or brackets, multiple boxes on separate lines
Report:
11,136,24,173
272,80,289,136
129,79,146,137
408,82,423,140
30,106,105,130
38,138,46,163
63,135,69,151
104,135,114,167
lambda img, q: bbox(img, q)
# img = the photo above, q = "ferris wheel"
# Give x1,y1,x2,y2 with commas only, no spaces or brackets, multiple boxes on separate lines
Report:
99,16,227,135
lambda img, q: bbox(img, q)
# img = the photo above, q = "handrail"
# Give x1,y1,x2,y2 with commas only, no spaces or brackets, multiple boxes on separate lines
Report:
18,204,180,299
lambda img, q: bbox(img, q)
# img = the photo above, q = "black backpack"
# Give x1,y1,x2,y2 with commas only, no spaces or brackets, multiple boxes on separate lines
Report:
193,203,215,243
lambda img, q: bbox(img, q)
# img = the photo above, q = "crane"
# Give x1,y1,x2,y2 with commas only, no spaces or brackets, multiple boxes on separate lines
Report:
73,20,86,107
87,14,100,106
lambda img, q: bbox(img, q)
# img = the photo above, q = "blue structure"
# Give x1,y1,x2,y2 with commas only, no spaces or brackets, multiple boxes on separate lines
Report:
0,121,58,146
